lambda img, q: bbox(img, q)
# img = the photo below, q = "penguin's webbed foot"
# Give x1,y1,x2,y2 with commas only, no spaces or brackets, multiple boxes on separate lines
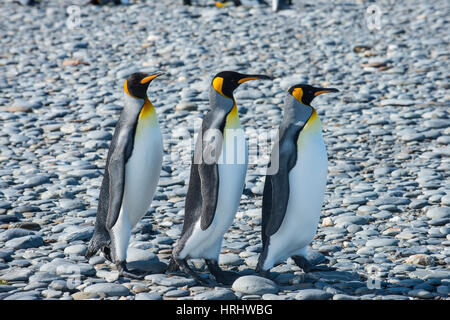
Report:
257,268,272,279
101,245,112,262
206,259,239,285
172,258,210,285
117,262,146,280
292,255,335,273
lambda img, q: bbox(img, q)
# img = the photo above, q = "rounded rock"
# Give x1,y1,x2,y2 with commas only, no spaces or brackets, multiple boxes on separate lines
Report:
232,275,278,295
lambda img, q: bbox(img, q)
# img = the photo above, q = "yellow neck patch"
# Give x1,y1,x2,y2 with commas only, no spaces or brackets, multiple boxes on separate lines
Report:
225,103,241,130
297,108,322,149
303,108,321,133
291,87,304,104
139,98,156,121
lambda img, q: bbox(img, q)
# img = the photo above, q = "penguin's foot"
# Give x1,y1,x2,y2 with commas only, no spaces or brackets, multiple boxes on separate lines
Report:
206,259,239,285
101,245,112,262
117,262,145,280
257,268,272,279
166,257,180,272
174,258,209,285
292,255,335,273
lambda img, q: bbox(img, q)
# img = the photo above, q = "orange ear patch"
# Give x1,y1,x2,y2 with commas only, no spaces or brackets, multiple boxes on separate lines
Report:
291,87,303,103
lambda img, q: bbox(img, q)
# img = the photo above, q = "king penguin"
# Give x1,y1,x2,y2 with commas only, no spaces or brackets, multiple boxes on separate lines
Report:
168,71,272,284
86,72,164,278
256,84,339,277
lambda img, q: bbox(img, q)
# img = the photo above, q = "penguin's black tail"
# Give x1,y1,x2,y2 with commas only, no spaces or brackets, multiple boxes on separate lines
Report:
85,227,111,261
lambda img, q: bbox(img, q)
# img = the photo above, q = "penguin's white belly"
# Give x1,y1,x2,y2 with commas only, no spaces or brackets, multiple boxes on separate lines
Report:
264,129,328,268
180,137,248,260
121,124,163,228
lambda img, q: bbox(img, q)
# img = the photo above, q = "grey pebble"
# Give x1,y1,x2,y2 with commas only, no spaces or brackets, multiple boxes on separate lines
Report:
426,206,450,220
135,292,163,300
365,238,399,248
145,274,197,287
5,235,44,250
84,283,130,297
295,289,333,300
232,275,278,295
193,289,238,300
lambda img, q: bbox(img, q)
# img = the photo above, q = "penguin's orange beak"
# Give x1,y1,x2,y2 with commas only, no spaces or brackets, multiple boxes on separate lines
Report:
140,72,164,84
313,87,339,96
237,74,272,84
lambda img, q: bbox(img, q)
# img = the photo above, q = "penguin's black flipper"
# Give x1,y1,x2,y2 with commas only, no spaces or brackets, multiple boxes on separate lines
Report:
183,109,226,232
199,163,220,230
263,124,303,237
105,150,127,230
199,109,226,230
104,118,136,230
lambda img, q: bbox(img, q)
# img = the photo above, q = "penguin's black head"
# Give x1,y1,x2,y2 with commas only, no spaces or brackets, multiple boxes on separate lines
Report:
212,71,272,99
288,84,339,106
124,72,163,99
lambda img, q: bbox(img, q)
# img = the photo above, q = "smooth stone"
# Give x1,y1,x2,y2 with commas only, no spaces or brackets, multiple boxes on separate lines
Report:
409,200,429,209
135,292,163,300
436,285,449,296
59,199,86,211
295,289,333,300
0,228,35,242
232,275,278,295
219,253,244,266
426,207,450,220
408,289,433,299
1,268,33,281
64,244,87,256
365,238,399,247
193,289,238,300
28,272,63,284
333,294,359,300
334,215,368,226
50,280,68,291
3,291,41,300
96,270,120,282
42,289,62,299
0,249,14,262
164,289,190,298
23,175,51,187
88,256,106,265
145,274,196,287
5,235,44,249
40,259,95,276
0,285,15,293
58,226,93,242
126,248,166,272
84,283,130,297
72,292,100,300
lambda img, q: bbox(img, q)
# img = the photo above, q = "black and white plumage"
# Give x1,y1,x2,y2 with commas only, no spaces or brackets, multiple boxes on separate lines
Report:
168,71,272,284
86,72,163,278
257,84,338,276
